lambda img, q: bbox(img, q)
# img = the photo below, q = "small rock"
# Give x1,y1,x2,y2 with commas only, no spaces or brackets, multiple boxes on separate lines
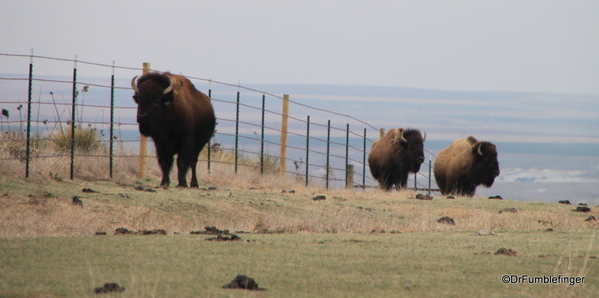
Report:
488,195,503,200
312,195,326,201
437,216,455,225
114,228,137,235
404,280,417,289
498,208,517,214
208,186,217,190
446,196,455,199
558,200,572,205
281,190,287,193
477,229,496,236
72,196,83,207
545,228,554,232
585,216,596,222
94,283,125,294
415,194,433,200
222,275,266,291
289,190,296,194
574,206,591,213
82,188,98,193
95,232,107,236
495,248,518,256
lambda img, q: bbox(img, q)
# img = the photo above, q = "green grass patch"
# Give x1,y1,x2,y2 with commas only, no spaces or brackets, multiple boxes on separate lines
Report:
0,178,598,297
0,232,596,297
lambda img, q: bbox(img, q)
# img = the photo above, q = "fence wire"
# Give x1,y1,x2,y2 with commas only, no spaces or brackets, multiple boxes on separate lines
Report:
0,52,439,192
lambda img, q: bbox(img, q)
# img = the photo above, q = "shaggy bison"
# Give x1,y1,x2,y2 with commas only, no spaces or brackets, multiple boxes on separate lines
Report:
131,72,216,188
368,128,426,191
433,136,500,196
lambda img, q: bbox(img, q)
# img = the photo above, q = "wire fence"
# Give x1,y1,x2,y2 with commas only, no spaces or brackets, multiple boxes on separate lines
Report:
0,53,439,192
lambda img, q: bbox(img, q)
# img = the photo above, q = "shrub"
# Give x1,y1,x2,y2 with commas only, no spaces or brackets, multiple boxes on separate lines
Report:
50,125,103,153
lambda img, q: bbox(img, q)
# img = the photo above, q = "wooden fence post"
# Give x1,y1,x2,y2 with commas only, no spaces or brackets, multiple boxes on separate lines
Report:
280,94,289,175
138,62,150,178
345,164,354,189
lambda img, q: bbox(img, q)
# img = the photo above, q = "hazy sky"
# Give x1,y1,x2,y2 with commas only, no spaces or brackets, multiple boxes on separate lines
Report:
1,0,598,95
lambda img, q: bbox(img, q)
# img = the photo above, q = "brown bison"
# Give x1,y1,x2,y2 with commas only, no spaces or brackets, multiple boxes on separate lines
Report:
368,128,426,191
434,136,500,196
131,72,216,188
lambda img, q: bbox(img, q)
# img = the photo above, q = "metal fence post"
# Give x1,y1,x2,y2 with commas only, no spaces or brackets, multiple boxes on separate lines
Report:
70,60,77,180
109,64,115,179
305,115,310,187
260,94,265,174
326,120,331,189
414,173,417,191
25,57,33,178
207,89,211,174
363,128,366,188
428,160,432,196
235,91,240,174
345,123,349,168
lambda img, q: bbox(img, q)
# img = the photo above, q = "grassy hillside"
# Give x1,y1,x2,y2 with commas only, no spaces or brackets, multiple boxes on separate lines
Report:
0,171,598,297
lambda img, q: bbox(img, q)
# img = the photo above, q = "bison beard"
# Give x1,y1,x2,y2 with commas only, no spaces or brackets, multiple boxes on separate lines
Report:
433,136,500,197
132,72,216,188
368,128,426,191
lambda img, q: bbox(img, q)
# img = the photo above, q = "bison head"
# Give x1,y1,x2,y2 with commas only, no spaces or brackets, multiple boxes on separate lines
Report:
393,128,426,173
468,136,500,187
131,73,174,136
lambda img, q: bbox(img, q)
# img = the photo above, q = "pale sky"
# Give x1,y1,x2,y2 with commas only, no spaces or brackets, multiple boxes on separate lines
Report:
1,0,598,95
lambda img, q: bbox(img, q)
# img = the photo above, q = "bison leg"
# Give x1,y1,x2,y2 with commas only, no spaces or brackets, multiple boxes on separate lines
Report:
176,155,190,188
189,154,200,188
157,154,174,188
378,176,394,191
456,182,477,197
395,174,408,190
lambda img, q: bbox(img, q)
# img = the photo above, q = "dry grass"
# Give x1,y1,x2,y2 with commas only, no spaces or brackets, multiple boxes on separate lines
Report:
1,132,598,239
1,170,597,238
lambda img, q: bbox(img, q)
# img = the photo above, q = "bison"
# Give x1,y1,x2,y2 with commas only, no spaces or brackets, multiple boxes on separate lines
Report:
368,128,426,191
131,72,216,188
433,136,500,197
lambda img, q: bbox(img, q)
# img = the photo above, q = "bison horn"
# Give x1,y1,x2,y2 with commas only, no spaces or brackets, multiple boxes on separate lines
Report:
130,76,140,93
163,74,174,94
477,143,483,156
399,129,407,143
422,132,426,142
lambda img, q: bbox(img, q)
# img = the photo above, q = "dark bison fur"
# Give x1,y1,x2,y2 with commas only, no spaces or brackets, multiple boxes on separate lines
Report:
131,72,216,188
434,136,500,197
368,128,426,191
